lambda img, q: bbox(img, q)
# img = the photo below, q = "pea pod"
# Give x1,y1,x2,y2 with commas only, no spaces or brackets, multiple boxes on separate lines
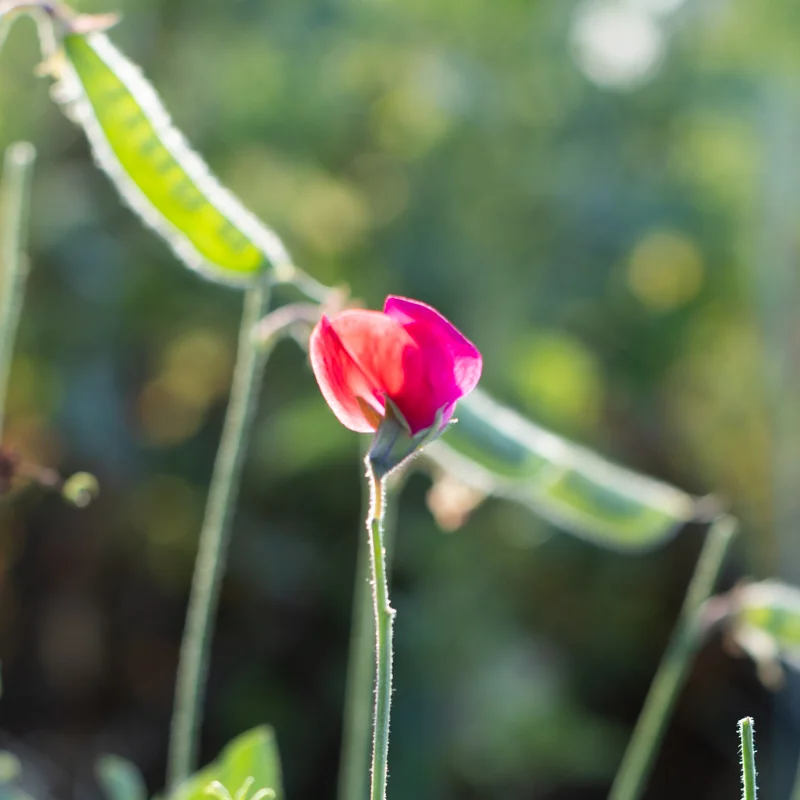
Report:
428,388,700,550
42,7,293,286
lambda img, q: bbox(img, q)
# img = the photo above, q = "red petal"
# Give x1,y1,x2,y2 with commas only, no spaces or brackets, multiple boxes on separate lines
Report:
331,310,443,434
383,296,483,397
309,315,384,433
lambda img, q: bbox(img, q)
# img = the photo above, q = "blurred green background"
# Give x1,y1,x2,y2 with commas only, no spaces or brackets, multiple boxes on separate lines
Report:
0,0,797,797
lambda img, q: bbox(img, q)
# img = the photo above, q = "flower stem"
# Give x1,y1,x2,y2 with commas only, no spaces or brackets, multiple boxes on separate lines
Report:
608,515,738,800
0,142,36,440
738,717,758,800
338,468,404,800
365,460,395,800
167,284,271,794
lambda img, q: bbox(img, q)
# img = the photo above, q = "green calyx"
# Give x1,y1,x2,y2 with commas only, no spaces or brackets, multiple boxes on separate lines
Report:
367,398,446,479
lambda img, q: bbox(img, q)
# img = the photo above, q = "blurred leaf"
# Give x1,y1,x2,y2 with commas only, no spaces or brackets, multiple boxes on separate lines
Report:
429,389,698,549
728,581,800,688
174,727,282,800
96,755,147,800
733,581,800,651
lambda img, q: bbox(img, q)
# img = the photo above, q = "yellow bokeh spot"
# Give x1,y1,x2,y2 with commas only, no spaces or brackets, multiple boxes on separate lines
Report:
137,379,205,447
225,147,369,259
627,230,705,311
291,177,370,256
512,332,603,431
159,329,232,409
6,357,60,418
137,329,232,447
129,475,202,585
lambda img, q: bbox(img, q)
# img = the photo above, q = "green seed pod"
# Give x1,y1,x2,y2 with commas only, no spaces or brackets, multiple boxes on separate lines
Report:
41,7,293,286
428,388,699,549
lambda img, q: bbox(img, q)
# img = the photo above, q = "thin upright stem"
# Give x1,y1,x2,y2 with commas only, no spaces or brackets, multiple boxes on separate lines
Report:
365,461,394,800
338,469,404,800
0,142,36,440
739,717,758,800
608,515,738,800
167,284,271,793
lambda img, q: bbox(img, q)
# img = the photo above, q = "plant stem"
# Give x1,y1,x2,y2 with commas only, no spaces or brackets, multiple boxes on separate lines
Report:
338,469,404,800
739,717,758,800
365,460,394,800
0,142,36,440
167,284,271,793
608,515,738,800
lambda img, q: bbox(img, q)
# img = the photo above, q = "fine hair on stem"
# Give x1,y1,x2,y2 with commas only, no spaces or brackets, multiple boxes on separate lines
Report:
338,461,406,800
738,717,758,800
365,459,394,800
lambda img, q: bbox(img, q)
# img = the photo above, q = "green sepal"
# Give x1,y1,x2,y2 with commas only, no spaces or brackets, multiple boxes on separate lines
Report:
367,399,446,479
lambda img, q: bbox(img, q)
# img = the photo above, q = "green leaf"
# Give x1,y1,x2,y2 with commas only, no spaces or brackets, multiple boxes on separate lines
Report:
51,29,291,286
428,388,698,550
96,756,147,800
174,727,283,800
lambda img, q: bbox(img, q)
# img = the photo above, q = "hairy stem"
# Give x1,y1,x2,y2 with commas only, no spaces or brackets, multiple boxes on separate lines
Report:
0,142,36,440
608,515,738,800
167,284,271,793
338,468,404,800
365,461,394,800
739,717,758,800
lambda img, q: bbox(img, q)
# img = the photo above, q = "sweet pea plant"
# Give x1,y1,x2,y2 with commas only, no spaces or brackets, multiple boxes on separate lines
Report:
0,3,800,800
310,297,481,799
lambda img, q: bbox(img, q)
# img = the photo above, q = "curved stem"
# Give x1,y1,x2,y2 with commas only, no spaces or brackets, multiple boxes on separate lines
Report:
0,142,36,440
739,717,758,800
338,468,404,800
365,461,394,800
167,284,271,794
608,515,738,800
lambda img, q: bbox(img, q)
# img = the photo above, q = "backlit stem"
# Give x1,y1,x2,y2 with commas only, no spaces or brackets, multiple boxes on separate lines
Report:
608,515,738,800
338,466,404,800
0,142,36,440
365,460,394,800
167,284,271,793
739,717,758,800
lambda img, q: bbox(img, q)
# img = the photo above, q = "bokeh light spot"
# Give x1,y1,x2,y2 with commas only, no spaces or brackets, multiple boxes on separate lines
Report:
627,230,705,311
512,332,604,431
129,474,203,585
571,1,665,90
137,329,233,447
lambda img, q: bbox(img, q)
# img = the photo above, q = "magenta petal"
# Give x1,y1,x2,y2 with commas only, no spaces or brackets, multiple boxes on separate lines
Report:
383,295,482,396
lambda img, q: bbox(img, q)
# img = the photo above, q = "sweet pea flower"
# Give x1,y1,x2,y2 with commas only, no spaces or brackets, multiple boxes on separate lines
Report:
309,296,482,449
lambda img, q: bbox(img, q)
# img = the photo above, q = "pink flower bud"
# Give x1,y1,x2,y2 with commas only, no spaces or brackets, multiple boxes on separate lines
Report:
309,296,482,436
